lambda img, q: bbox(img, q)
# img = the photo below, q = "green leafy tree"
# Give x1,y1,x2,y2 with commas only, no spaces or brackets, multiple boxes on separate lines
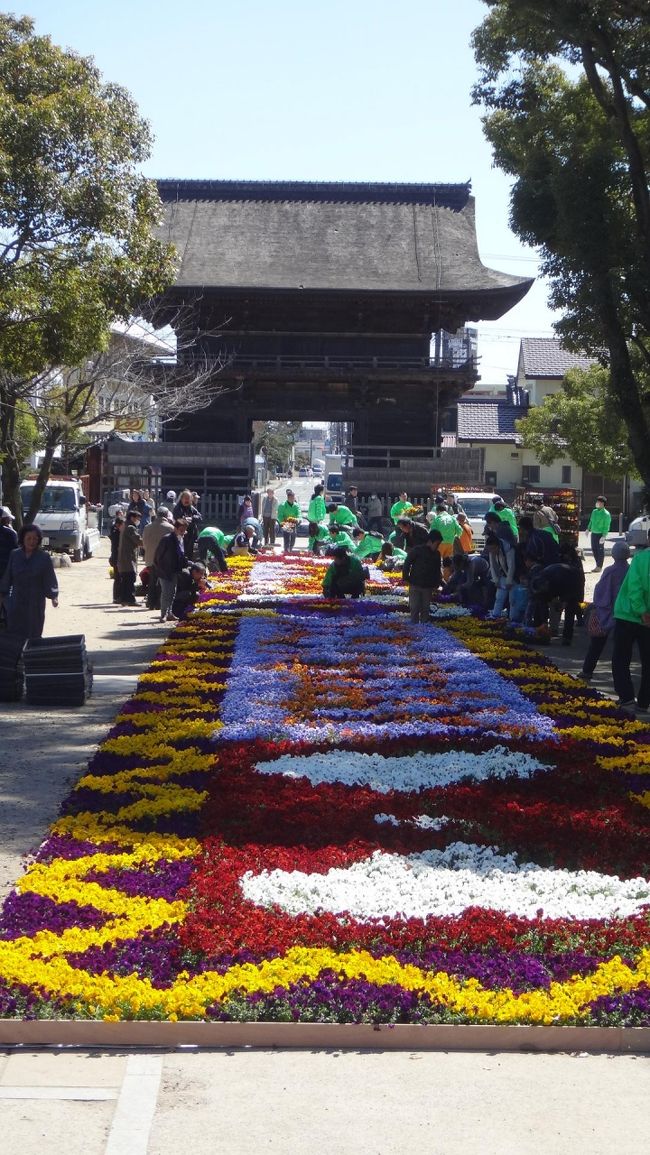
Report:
472,1,650,486
0,15,176,518
516,366,638,478
254,421,302,476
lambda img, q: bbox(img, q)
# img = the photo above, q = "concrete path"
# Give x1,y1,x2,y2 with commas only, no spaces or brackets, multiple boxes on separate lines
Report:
0,533,648,1153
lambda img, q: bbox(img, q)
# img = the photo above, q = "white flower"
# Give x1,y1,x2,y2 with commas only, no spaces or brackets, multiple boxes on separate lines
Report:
241,844,650,922
255,747,552,793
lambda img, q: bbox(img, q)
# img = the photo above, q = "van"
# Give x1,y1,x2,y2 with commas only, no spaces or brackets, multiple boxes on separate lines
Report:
20,477,101,562
449,491,499,550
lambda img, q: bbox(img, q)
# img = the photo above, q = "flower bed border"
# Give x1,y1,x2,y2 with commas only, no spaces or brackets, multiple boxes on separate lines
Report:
0,1018,649,1053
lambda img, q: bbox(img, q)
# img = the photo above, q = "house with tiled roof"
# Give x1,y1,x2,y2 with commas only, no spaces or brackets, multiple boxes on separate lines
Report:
449,339,593,498
516,338,596,405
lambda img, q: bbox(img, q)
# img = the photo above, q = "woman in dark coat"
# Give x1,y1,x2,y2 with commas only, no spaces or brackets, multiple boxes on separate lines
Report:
173,490,202,559
0,524,59,641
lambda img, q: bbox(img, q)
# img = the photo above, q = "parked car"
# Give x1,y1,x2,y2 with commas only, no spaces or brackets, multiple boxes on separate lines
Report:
626,513,650,548
298,467,309,478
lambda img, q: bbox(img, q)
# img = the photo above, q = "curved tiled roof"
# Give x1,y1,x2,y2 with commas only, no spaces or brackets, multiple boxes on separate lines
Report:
520,338,595,378
156,179,532,313
457,398,521,443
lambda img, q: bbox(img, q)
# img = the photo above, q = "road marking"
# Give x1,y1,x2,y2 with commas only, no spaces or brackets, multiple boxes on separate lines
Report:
0,1086,118,1100
105,1054,163,1155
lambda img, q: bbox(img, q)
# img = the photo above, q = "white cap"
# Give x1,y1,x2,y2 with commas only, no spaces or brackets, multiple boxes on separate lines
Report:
1,506,15,520
166,490,177,501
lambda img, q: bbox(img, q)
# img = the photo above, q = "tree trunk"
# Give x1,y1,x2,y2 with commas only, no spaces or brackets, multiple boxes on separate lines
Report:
26,439,59,524
594,274,650,491
0,380,23,527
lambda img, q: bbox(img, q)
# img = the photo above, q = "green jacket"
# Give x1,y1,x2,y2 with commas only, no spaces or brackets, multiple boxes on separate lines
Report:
331,504,358,527
328,528,354,546
587,507,612,535
199,526,228,549
277,500,302,525
492,505,519,540
390,500,411,523
323,554,365,596
428,511,461,544
353,534,383,559
613,549,650,624
307,495,327,523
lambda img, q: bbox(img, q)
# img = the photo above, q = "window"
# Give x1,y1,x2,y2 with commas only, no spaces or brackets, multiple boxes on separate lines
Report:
522,465,540,484
561,465,572,484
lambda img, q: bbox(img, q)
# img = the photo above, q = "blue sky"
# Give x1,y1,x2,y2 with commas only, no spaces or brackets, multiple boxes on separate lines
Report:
23,0,557,383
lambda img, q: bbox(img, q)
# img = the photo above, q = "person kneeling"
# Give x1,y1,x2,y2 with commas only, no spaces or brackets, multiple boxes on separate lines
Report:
322,546,366,599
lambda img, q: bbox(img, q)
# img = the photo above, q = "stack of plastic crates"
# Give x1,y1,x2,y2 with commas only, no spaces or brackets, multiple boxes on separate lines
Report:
23,635,93,707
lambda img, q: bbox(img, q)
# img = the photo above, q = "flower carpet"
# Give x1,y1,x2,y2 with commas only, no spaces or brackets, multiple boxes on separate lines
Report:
1,551,650,1027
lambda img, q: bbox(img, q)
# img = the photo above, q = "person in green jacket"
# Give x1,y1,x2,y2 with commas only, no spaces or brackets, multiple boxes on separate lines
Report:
197,526,230,572
587,496,612,571
277,490,302,553
390,492,411,524
611,531,650,710
328,526,355,546
322,547,366,599
491,498,519,541
427,503,462,557
311,523,334,555
307,485,328,551
328,502,358,529
351,527,383,560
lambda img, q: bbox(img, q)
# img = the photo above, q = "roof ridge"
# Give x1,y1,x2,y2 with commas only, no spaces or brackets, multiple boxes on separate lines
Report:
157,179,472,211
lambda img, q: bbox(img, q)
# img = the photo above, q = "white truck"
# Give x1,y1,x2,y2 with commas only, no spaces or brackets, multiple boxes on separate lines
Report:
20,477,101,562
324,454,343,502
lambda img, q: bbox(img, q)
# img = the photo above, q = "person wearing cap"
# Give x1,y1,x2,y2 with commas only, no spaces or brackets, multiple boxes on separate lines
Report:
530,495,560,542
322,545,366,599
587,496,612,571
611,530,650,711
490,497,519,541
166,489,177,504
277,490,301,553
402,529,443,623
142,507,174,610
580,540,631,681
109,509,125,603
0,507,18,582
229,523,260,556
117,508,143,605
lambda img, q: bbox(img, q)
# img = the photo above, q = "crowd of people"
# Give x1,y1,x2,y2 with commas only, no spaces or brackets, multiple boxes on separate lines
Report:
1,480,648,713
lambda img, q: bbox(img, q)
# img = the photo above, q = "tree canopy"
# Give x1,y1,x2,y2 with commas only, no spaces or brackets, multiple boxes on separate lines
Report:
472,1,650,486
0,14,176,516
515,366,638,478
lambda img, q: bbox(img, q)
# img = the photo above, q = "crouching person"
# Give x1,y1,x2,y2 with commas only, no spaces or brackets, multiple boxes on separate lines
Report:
172,562,209,619
322,546,366,599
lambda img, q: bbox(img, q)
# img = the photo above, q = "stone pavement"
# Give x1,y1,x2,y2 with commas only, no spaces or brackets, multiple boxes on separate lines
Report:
0,532,648,1153
0,1047,648,1154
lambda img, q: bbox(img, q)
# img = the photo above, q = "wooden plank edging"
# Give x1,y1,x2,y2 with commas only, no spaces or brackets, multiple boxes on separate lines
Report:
1,1020,649,1052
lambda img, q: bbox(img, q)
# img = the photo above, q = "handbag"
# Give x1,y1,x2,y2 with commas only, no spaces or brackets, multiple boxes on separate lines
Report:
586,604,607,638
